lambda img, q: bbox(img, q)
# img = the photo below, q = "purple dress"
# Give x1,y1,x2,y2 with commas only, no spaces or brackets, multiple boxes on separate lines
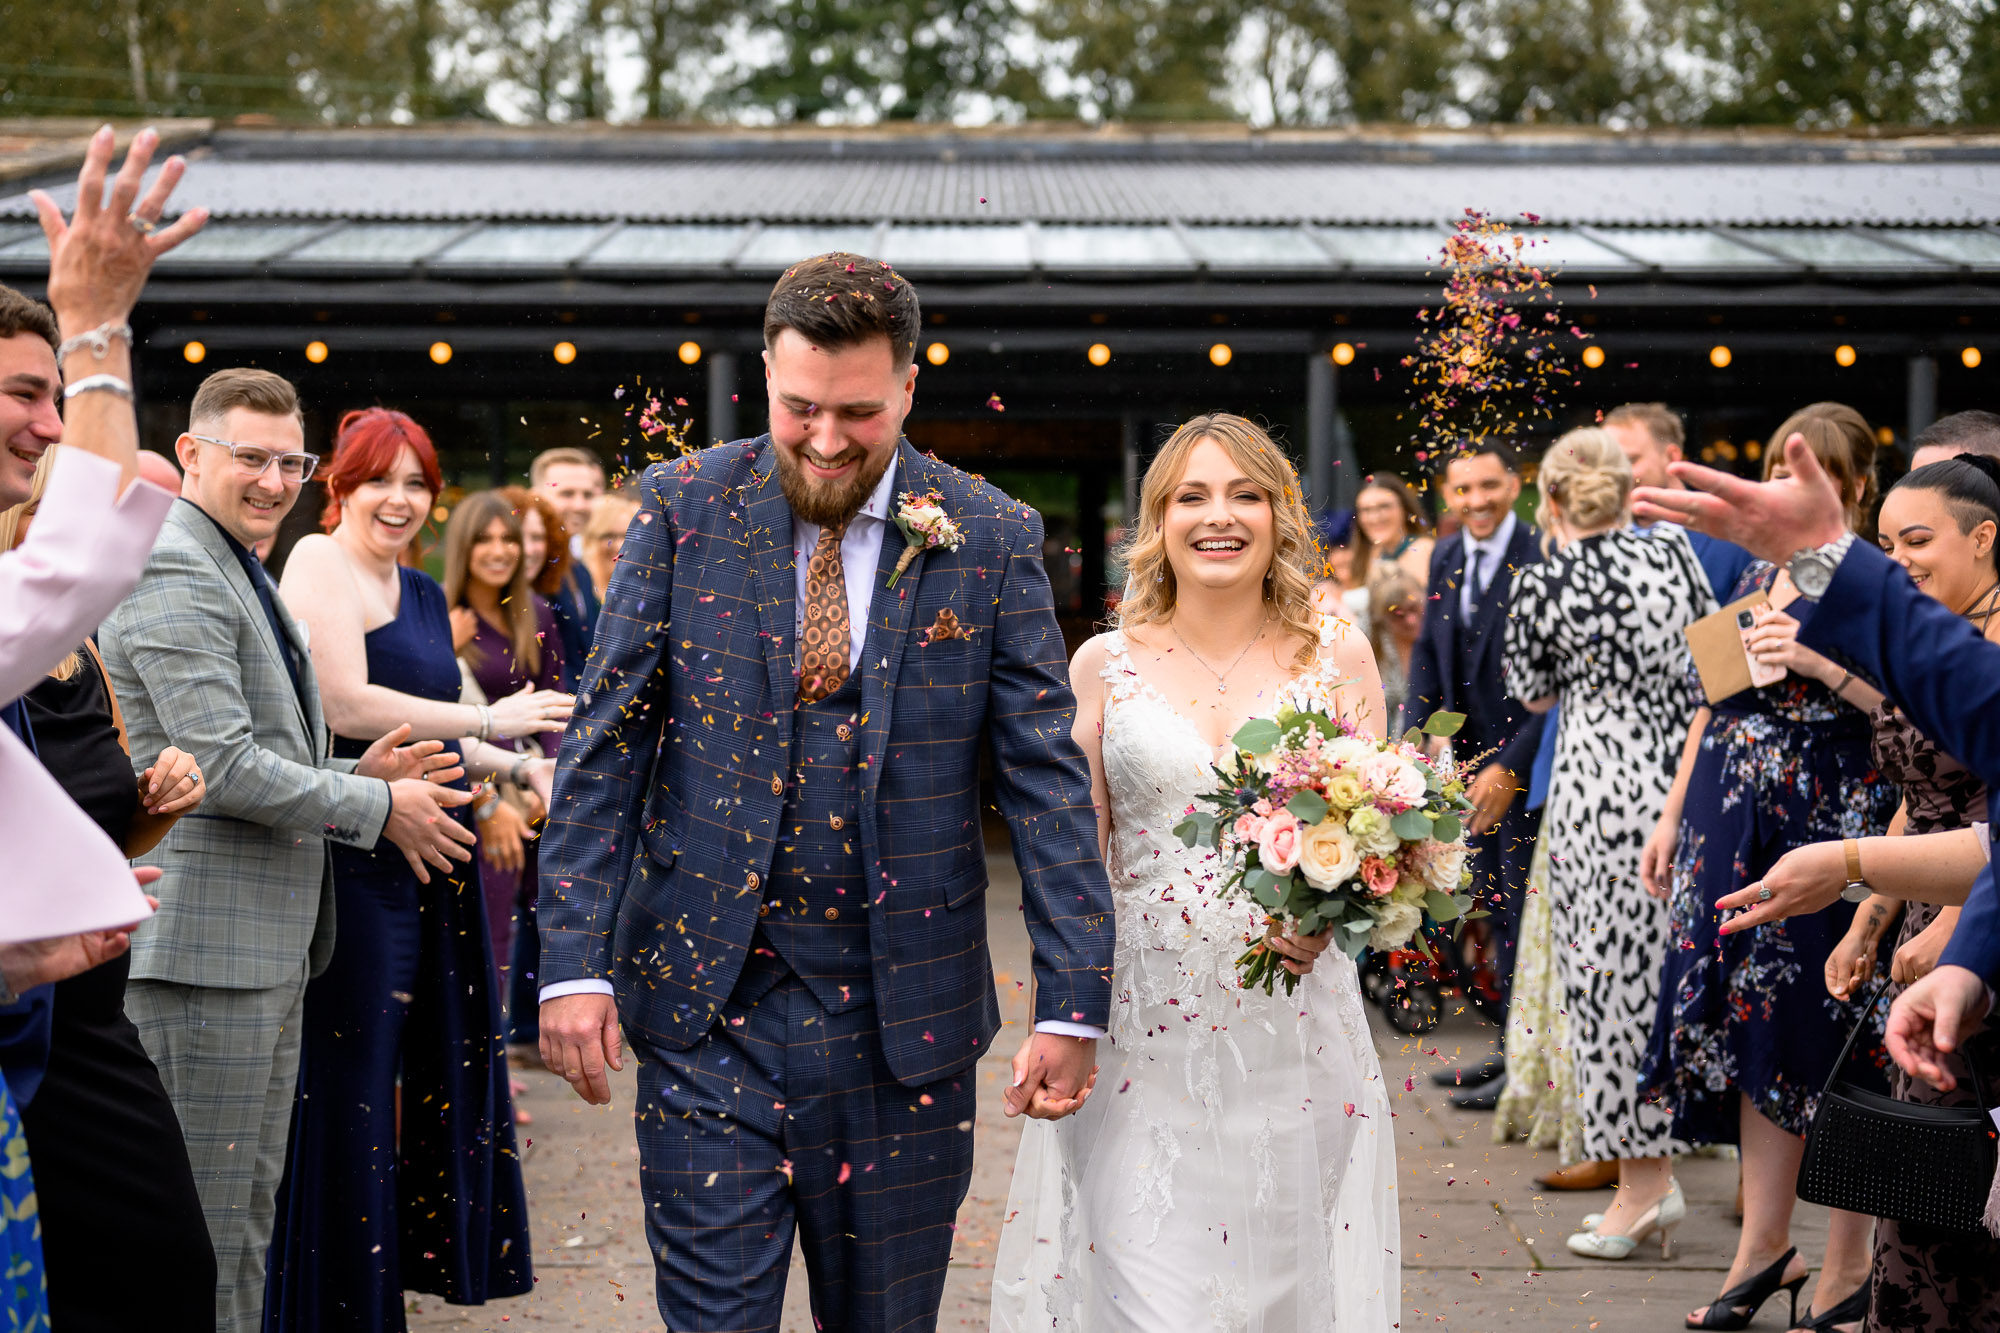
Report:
463,596,564,966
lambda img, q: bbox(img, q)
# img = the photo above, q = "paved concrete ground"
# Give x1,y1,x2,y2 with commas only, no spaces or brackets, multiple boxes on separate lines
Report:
412,855,1831,1333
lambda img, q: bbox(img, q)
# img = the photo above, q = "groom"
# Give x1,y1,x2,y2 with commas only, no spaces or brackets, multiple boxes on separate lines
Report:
536,253,1115,1331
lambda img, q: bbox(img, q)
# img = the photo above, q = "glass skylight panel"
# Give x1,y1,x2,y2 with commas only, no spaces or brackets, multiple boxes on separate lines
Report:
1872,229,2000,268
1035,225,1194,270
281,223,467,266
1308,227,1449,271
733,226,878,270
429,224,607,267
1587,228,1797,270
1726,229,1945,270
882,225,1034,272
1514,229,1645,273
1180,227,1331,270
152,223,330,266
582,225,749,271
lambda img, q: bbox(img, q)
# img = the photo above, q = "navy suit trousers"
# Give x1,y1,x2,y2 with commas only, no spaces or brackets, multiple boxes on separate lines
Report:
634,950,977,1333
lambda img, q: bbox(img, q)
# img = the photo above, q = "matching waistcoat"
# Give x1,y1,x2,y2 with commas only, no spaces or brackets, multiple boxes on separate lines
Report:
751,673,874,1014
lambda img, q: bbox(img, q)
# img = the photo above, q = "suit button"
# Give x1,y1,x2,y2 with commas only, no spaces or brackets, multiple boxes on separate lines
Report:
746,871,762,890
829,815,845,830
824,907,840,921
771,774,784,795
758,903,771,917
836,724,853,741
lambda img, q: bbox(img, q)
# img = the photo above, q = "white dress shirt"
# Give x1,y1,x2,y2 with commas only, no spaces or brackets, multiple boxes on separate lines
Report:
1,448,175,939
542,459,1102,1039
1458,509,1518,620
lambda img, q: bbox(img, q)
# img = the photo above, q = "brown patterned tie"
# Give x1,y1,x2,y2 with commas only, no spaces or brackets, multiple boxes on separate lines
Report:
797,518,852,703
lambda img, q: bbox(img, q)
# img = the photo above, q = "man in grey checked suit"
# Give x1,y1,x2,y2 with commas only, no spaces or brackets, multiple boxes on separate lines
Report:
538,254,1115,1332
98,368,476,1333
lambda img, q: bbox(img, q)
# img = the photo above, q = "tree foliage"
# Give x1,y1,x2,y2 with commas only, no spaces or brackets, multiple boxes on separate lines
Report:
0,0,1987,126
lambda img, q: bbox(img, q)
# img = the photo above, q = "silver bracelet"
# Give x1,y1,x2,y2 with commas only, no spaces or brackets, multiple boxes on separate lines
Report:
509,755,535,787
62,374,133,402
55,321,132,367
476,704,494,742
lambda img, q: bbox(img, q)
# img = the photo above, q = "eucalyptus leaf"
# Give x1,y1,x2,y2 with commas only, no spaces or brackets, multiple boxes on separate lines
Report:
1402,726,1425,747
1391,809,1433,842
1344,918,1373,935
1253,881,1285,909
1423,710,1467,738
1424,889,1462,922
1433,813,1462,844
1340,931,1369,961
1231,718,1282,754
1286,789,1329,825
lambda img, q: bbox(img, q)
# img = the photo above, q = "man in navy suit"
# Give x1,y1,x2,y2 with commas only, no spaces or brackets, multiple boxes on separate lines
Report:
1635,433,2000,1095
535,253,1114,1332
1406,442,1547,1104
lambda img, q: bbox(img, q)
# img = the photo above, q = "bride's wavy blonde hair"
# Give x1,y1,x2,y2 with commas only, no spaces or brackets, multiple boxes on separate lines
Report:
1116,414,1323,668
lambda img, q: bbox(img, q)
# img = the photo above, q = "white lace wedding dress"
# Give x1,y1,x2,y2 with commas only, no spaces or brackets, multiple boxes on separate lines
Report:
991,626,1401,1332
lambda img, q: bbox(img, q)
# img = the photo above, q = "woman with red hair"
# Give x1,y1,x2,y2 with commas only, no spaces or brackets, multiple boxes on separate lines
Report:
268,408,567,1330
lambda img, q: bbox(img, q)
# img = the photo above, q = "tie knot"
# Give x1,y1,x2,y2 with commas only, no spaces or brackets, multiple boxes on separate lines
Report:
820,516,852,544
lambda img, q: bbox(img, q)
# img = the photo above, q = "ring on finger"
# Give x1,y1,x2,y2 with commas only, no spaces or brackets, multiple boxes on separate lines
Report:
1755,885,1772,902
126,212,158,235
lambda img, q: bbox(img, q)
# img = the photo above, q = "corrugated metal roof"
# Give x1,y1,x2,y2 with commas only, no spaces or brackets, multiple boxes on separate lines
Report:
7,155,2000,227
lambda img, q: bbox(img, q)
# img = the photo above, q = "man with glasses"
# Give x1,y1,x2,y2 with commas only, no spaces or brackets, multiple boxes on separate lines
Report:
98,367,477,1333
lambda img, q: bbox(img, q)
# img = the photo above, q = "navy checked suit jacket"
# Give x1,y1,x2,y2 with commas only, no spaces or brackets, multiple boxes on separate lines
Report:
537,436,1116,1086
1404,521,1547,777
1798,540,2000,985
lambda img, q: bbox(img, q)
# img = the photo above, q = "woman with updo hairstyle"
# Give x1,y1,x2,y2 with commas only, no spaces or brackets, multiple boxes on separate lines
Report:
1819,452,2000,1332
1500,427,1717,1260
1637,400,1898,1331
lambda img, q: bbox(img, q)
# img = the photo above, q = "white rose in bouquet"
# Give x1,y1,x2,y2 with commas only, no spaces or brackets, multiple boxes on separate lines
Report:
1323,736,1375,769
1416,839,1469,894
1368,899,1425,951
1297,819,1361,890
1362,751,1429,806
1345,806,1402,861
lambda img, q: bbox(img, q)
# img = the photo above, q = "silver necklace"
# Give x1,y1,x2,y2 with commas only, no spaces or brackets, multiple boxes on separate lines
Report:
1171,619,1267,693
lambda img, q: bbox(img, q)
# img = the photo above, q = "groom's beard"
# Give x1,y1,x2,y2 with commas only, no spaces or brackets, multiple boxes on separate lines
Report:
774,442,895,528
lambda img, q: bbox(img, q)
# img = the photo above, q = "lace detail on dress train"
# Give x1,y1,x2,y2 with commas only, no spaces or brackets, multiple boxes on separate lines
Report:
992,622,1402,1333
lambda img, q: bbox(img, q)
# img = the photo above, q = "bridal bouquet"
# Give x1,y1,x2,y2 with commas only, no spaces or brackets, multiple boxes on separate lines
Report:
1173,705,1479,995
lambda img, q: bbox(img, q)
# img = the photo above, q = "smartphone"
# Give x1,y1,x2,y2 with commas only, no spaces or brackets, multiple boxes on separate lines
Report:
1738,608,1786,688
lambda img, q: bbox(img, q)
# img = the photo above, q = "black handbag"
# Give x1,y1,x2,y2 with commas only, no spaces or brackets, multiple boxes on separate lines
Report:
1796,981,1999,1233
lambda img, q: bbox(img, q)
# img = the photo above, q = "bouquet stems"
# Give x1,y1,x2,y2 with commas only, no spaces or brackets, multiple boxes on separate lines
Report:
1235,942,1302,997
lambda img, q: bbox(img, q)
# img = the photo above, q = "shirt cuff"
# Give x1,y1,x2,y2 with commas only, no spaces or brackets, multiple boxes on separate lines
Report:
539,979,615,1003
1034,1020,1105,1040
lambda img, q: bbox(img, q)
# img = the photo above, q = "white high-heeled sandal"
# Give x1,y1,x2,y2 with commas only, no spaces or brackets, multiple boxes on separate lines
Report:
1566,1180,1685,1260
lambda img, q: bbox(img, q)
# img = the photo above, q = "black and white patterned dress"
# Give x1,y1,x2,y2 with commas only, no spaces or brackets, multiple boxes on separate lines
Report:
1503,526,1716,1161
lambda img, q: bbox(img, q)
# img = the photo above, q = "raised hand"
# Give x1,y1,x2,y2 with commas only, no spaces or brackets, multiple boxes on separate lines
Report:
382,779,477,884
30,125,208,334
487,683,575,738
1630,433,1845,564
355,722,464,785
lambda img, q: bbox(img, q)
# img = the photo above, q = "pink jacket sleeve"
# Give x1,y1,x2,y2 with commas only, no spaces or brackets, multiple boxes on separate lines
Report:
0,450,175,707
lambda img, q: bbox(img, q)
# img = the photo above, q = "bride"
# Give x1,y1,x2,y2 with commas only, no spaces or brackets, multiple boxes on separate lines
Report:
991,414,1402,1332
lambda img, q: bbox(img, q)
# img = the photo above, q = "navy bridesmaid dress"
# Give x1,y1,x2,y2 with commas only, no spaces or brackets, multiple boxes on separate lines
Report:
264,567,532,1331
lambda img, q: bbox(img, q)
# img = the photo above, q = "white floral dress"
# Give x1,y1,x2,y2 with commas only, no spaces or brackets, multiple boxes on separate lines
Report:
991,624,1400,1333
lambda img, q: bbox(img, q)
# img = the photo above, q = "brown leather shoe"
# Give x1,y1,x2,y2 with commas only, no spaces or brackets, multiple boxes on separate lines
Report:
1535,1159,1620,1191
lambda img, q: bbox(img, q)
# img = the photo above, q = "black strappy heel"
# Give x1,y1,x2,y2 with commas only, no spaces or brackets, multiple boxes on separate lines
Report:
1789,1278,1870,1332
1686,1247,1806,1331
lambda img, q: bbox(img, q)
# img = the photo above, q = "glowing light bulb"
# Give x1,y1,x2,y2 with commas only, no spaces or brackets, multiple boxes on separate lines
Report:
305,340,328,364
678,341,702,365
1087,343,1111,367
1581,345,1605,369
553,341,577,365
1209,343,1233,367
1966,347,1984,369
1834,344,1856,367
1709,345,1732,369
1331,343,1356,366
429,341,453,365
925,342,949,366
182,340,206,364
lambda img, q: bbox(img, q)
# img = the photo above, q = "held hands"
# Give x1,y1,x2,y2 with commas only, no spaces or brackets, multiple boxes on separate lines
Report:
1885,965,1993,1093
1465,763,1520,837
355,723,465,785
488,683,576,738
1261,919,1333,977
30,126,208,333
1715,839,1845,933
1631,433,1847,565
139,745,204,816
540,992,623,1105
1004,1033,1098,1121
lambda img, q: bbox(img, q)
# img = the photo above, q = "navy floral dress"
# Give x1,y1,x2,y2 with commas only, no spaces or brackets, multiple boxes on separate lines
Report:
1639,561,1899,1142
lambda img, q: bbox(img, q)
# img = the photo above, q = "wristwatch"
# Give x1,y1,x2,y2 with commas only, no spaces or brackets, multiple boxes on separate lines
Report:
1841,837,1871,904
1785,533,1856,599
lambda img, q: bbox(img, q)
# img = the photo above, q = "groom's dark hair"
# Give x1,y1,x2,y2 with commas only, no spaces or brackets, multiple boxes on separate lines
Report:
764,252,922,363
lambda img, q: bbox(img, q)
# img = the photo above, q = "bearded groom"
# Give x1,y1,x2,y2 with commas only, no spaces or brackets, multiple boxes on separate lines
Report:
536,253,1115,1332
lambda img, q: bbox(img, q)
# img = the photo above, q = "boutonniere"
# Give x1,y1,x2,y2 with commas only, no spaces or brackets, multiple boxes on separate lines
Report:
887,490,964,587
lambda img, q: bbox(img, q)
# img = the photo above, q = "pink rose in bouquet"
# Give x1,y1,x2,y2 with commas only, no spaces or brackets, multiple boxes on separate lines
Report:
1256,811,1303,873
1361,750,1427,807
1359,855,1399,898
